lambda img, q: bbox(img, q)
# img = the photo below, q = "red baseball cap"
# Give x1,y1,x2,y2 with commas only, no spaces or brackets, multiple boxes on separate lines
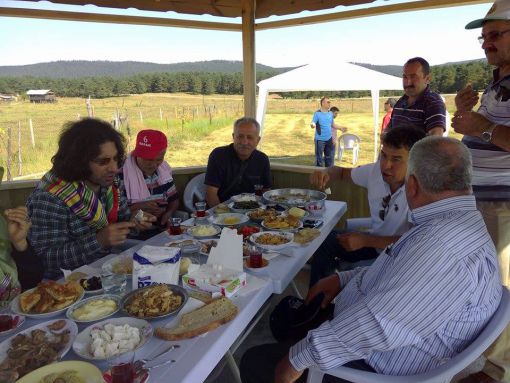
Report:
132,130,168,160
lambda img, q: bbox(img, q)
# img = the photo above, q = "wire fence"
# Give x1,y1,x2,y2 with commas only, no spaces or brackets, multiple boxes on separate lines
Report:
0,97,245,180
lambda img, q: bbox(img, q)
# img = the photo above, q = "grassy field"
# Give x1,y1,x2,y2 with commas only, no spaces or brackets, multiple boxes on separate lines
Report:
0,93,461,181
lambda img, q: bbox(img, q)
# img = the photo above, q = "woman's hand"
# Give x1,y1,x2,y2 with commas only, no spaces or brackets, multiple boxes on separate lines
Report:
4,207,31,251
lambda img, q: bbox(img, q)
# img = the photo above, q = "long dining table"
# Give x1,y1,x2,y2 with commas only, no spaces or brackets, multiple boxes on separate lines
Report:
5,200,347,383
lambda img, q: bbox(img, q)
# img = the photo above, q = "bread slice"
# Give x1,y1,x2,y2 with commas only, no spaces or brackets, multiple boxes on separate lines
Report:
155,297,238,340
19,292,41,312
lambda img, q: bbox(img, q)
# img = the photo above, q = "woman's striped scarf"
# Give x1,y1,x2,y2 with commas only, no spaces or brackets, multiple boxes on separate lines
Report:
39,171,120,230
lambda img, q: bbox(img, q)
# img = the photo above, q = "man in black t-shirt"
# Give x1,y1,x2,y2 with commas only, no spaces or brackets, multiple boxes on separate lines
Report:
205,117,271,206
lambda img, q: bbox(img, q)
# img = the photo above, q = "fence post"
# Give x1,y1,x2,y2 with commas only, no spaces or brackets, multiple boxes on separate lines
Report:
6,127,12,181
29,118,35,148
86,96,93,117
17,121,22,176
139,111,143,123
160,108,163,121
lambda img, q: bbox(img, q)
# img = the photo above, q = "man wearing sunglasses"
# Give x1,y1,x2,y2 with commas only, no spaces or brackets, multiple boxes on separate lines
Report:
453,1,510,382
308,126,425,287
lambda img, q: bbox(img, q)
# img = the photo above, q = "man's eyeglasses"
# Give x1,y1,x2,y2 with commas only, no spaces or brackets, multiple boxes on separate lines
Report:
379,194,391,221
478,29,510,44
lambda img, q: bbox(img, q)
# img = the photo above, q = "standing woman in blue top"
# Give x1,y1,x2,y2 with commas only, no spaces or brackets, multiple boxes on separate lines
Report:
310,97,346,167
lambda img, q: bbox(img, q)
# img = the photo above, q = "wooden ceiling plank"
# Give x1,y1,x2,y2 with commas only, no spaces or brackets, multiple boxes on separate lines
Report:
255,0,492,30
0,6,242,30
13,0,380,18
255,0,377,18
15,0,244,18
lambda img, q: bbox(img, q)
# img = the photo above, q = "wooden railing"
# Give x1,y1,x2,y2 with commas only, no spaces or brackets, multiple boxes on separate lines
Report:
0,163,370,226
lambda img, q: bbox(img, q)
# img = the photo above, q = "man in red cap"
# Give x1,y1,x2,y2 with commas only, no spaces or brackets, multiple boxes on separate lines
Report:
119,129,179,235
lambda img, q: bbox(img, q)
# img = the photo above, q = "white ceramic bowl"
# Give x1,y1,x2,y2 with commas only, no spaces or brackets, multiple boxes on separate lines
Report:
187,224,221,239
66,294,121,323
249,231,294,251
72,317,153,361
209,213,249,227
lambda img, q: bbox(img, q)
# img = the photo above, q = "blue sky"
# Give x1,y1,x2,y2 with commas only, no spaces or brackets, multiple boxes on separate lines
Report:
0,0,492,68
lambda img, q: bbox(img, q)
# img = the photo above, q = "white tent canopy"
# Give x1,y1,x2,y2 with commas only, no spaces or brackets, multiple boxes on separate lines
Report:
256,62,403,161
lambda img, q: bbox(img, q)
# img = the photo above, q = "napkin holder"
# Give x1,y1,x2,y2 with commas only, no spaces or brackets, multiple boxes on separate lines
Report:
182,228,246,297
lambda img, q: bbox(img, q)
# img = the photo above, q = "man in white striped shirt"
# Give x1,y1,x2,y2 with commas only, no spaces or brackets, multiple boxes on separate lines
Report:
240,137,502,383
453,1,510,381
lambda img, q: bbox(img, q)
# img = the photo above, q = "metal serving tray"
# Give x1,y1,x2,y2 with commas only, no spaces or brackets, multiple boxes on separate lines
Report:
262,188,327,207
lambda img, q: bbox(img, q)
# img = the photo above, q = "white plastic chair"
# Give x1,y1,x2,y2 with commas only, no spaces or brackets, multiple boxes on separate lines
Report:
306,287,510,383
183,173,207,213
337,134,361,165
346,217,372,232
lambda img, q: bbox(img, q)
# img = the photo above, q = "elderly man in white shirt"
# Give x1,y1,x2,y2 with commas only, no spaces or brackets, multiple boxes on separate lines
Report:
240,137,502,383
307,126,425,287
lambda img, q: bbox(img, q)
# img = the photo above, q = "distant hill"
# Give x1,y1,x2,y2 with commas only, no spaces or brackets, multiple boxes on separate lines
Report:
0,60,292,78
353,58,487,77
351,63,403,77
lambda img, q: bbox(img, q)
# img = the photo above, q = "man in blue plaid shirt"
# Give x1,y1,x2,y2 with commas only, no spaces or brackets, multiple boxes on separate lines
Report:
27,119,155,279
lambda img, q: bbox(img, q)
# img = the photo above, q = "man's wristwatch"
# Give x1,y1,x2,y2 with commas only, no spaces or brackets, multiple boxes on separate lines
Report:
482,123,497,143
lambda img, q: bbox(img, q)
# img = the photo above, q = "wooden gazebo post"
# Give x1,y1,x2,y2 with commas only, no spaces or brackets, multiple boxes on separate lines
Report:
241,0,256,118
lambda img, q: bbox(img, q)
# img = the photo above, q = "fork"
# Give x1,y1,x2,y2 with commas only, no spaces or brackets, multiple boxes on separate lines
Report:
134,344,180,371
0,275,11,296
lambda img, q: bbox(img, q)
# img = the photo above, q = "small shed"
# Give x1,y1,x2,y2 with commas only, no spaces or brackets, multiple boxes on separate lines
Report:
27,89,56,103
0,94,17,102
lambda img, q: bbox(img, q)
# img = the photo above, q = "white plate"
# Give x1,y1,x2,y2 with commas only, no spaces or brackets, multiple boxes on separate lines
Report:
198,239,218,256
0,319,77,377
165,238,201,254
191,211,211,219
228,201,262,213
102,254,133,276
10,286,85,319
286,209,310,220
72,317,153,361
17,360,103,383
0,314,25,337
187,224,221,239
66,294,121,323
231,193,258,202
208,213,249,227
243,257,270,271
249,231,294,250
261,217,303,232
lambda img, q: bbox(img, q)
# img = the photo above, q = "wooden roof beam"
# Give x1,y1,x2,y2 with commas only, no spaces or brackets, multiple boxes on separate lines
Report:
0,6,241,31
256,0,493,30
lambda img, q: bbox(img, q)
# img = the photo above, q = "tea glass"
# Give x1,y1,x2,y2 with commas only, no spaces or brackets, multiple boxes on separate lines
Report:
254,184,264,197
168,217,182,235
195,201,207,219
101,273,127,295
108,351,135,383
